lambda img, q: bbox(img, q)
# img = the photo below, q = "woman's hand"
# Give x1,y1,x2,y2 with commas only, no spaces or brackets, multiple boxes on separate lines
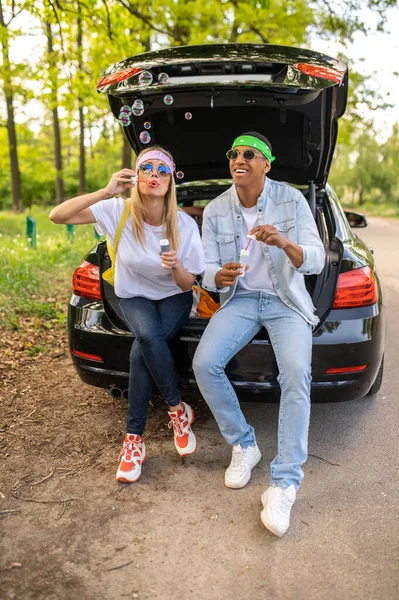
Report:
161,251,195,291
160,250,180,270
103,169,137,198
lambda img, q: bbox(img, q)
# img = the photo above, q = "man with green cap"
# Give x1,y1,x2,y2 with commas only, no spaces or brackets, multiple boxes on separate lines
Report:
193,131,325,537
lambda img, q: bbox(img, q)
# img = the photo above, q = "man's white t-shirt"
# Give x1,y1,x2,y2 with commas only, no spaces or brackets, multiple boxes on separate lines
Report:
90,197,206,300
236,204,276,295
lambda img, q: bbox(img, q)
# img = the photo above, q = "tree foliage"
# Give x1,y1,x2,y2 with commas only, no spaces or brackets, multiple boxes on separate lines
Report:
0,0,398,210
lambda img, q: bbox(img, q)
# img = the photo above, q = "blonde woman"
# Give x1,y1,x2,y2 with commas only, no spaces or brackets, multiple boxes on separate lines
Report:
49,146,206,483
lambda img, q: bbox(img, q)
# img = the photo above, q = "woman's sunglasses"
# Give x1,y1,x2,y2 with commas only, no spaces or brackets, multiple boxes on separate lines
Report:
226,149,264,161
139,163,172,177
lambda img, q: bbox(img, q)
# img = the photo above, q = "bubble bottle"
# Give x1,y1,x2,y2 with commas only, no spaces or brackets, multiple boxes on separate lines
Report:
160,239,170,268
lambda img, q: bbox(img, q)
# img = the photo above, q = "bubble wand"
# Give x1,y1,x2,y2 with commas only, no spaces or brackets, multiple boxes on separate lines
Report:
130,176,160,188
244,233,257,251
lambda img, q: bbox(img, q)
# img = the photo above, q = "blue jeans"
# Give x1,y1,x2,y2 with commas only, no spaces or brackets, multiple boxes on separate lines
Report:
119,291,193,436
193,292,312,490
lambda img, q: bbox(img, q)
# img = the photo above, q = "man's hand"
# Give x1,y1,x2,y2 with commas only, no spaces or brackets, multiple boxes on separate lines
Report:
249,224,288,249
249,225,304,268
215,262,248,288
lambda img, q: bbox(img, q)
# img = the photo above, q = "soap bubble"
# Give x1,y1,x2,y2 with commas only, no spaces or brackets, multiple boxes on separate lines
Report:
184,112,192,120
138,71,153,86
139,131,151,144
118,114,131,127
132,105,144,117
176,171,184,179
158,72,169,84
120,105,132,116
143,122,151,130
163,94,174,105
132,99,144,116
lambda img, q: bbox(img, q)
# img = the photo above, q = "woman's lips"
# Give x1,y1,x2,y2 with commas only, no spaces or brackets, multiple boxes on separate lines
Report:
147,179,160,188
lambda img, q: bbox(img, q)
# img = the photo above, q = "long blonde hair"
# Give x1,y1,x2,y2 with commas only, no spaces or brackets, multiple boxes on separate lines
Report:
129,145,180,251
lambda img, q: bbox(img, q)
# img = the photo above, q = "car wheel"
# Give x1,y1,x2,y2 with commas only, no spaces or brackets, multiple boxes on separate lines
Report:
366,355,384,396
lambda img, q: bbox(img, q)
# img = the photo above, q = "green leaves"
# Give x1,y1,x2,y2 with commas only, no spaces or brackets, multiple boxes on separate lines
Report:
248,0,272,9
0,0,398,209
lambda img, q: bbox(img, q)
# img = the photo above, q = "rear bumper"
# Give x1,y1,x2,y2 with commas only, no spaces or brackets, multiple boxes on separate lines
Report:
68,295,386,402
74,364,372,403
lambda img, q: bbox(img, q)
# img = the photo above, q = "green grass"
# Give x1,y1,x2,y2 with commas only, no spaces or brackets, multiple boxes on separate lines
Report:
26,344,48,357
0,208,103,331
363,203,399,218
343,202,399,218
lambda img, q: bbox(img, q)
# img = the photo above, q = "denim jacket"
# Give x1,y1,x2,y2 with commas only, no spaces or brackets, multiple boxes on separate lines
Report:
201,178,326,326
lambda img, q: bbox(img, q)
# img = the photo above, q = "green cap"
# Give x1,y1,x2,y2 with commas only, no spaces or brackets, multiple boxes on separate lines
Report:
232,135,276,162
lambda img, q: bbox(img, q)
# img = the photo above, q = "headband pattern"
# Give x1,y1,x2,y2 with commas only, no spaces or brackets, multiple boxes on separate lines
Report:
232,135,276,162
136,150,175,172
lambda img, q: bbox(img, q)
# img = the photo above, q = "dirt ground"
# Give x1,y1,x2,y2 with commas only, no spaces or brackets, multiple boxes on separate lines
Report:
2,217,399,600
0,325,213,600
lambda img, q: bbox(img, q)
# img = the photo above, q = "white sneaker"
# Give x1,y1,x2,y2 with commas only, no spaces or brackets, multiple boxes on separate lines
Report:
260,485,296,537
224,443,262,489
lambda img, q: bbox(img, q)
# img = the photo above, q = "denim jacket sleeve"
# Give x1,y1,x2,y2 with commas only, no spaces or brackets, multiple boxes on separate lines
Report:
201,204,230,292
288,193,325,275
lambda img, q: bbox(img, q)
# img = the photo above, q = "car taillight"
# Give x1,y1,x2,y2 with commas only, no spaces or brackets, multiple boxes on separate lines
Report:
332,266,378,309
96,67,142,90
293,63,345,84
72,260,102,300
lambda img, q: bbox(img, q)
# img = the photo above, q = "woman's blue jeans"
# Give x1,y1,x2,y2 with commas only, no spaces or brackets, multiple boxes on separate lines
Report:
193,292,313,490
119,291,193,436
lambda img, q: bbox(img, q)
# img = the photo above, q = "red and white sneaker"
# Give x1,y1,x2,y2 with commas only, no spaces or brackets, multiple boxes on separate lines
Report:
168,402,197,456
116,433,146,483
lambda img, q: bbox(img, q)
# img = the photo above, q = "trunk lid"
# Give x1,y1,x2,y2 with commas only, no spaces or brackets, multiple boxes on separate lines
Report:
98,43,347,187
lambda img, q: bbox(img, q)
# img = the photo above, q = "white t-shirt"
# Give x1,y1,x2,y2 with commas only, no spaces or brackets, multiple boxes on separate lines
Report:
90,197,206,300
236,204,276,295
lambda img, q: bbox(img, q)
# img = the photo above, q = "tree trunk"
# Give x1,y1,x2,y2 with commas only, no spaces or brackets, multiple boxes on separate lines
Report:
46,21,64,204
77,5,86,194
0,0,22,212
78,104,86,194
53,106,64,203
358,184,364,205
5,94,22,211
88,124,94,159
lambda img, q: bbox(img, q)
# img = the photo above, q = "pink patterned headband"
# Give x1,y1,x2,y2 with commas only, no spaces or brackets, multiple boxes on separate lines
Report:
136,150,175,173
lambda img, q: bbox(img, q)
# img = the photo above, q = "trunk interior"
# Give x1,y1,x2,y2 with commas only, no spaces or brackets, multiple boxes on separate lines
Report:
109,85,342,188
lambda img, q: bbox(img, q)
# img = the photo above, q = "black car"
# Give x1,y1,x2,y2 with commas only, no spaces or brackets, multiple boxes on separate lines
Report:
68,44,386,402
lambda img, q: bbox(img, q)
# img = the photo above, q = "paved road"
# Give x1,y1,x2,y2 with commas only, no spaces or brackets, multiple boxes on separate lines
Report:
91,216,398,600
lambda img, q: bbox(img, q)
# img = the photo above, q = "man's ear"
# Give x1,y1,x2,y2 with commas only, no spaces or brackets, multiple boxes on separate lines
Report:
264,160,271,174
